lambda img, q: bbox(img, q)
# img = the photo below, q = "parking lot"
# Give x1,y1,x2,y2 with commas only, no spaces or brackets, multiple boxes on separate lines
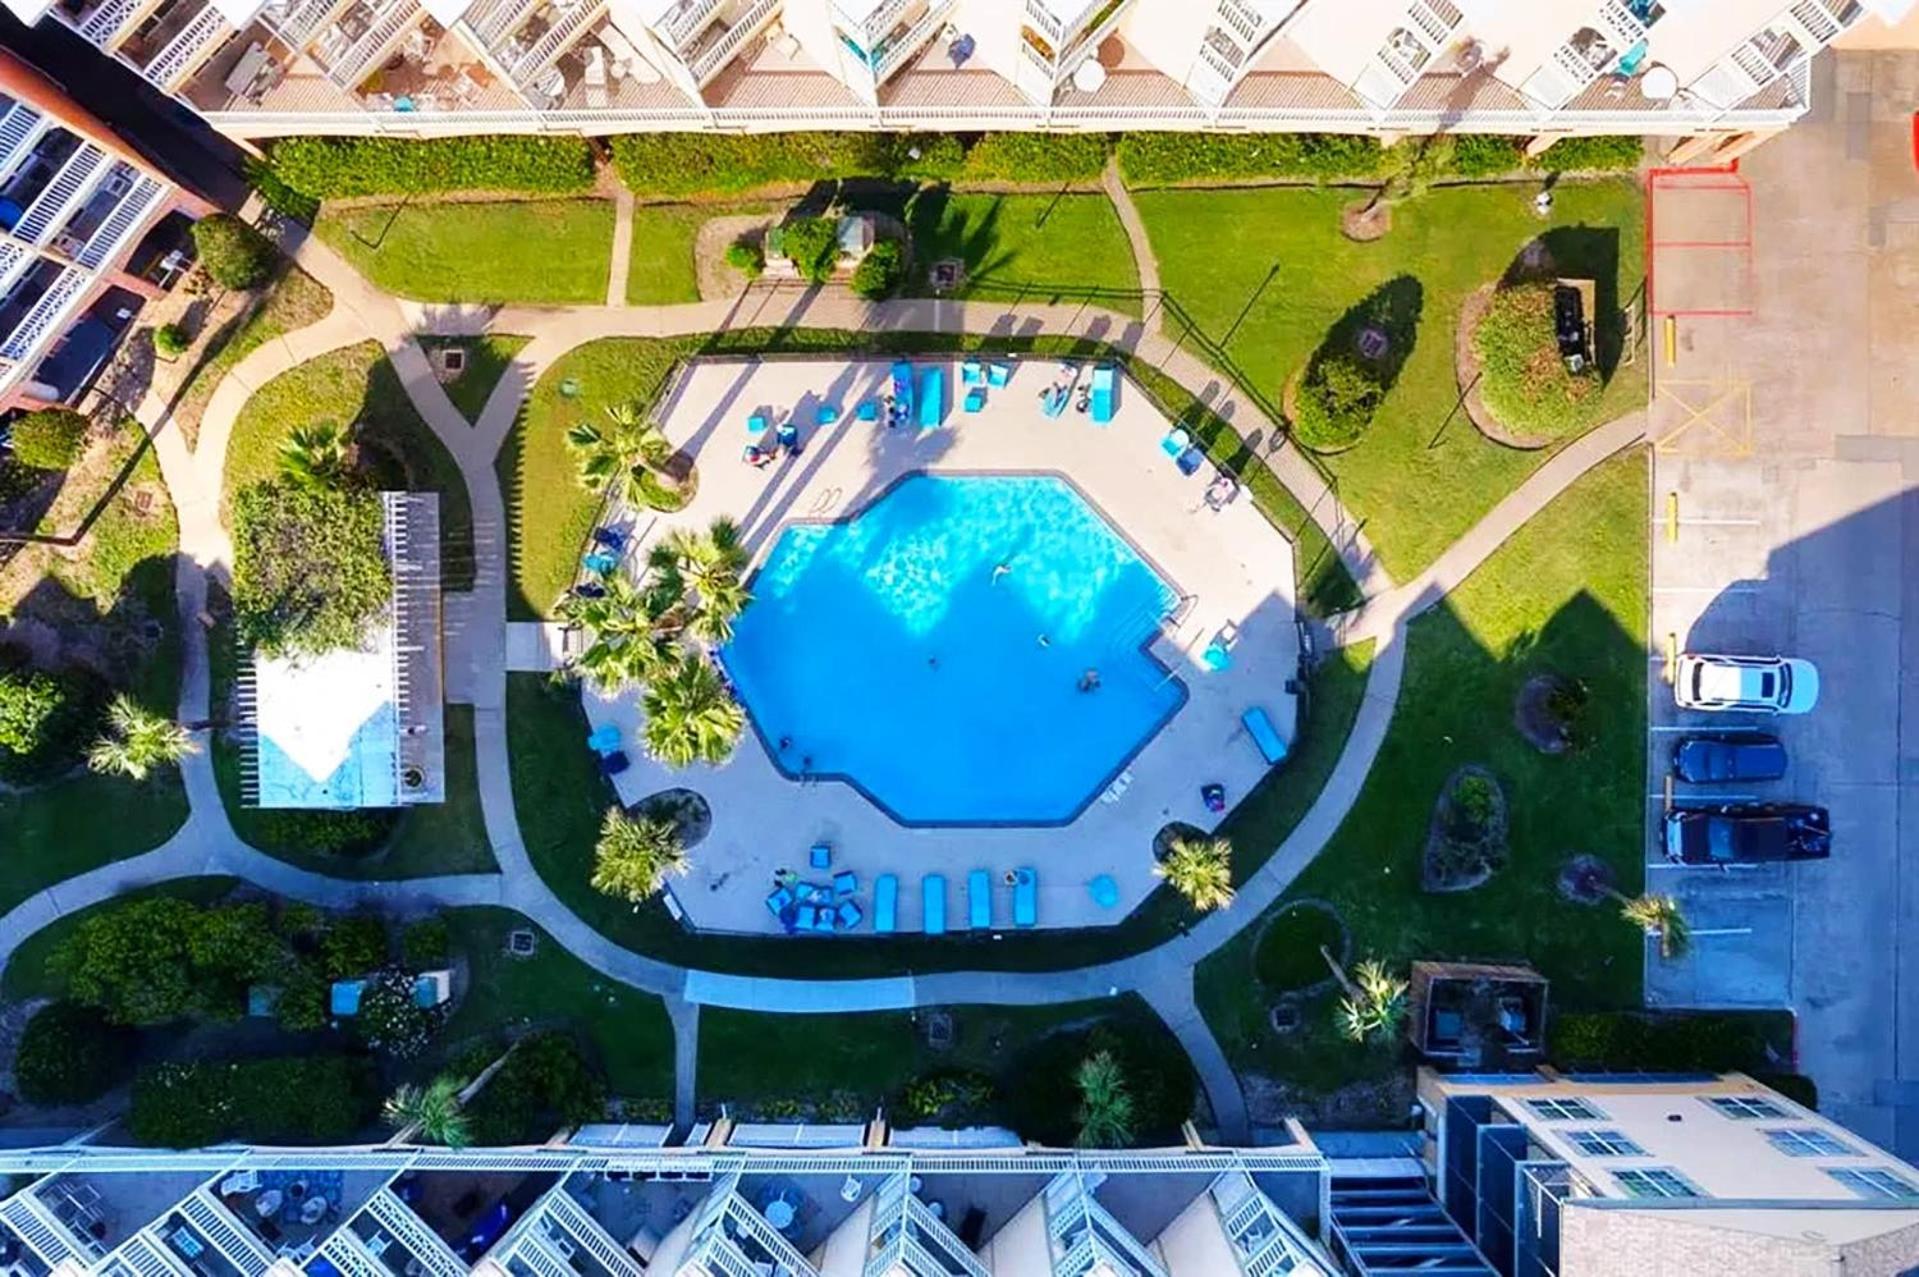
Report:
1642,53,1919,1157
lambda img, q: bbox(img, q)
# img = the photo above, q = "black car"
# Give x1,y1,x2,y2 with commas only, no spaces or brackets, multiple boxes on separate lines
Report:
1663,804,1831,865
1671,733,1788,784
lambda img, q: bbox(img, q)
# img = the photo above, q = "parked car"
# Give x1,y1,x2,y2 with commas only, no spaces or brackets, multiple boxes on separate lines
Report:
1663,804,1831,865
1674,653,1820,715
1671,733,1789,784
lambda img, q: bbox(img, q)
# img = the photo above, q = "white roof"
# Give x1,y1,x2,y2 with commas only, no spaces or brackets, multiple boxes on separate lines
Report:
253,626,401,809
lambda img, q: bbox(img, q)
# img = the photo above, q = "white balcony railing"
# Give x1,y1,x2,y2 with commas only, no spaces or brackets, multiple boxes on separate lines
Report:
142,5,233,88
325,0,422,87
1216,0,1260,45
507,0,608,86
657,0,721,45
76,0,144,45
839,0,908,47
365,1190,467,1277
15,144,109,244
463,0,540,45
0,104,50,187
873,0,952,83
73,172,165,268
268,0,354,50
0,264,89,362
543,1193,643,1277
688,0,778,84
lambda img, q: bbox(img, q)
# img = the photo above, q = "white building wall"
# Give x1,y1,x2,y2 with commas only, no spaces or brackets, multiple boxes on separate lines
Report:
977,1192,1052,1277
809,1196,874,1277
1149,1191,1240,1277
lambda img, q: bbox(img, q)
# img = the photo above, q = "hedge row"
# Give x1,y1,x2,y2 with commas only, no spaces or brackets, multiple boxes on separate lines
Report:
130,1056,377,1147
268,136,597,198
1116,131,1642,186
608,130,1109,197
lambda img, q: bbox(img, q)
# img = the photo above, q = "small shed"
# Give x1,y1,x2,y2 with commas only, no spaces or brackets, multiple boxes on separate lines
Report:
1407,960,1550,1071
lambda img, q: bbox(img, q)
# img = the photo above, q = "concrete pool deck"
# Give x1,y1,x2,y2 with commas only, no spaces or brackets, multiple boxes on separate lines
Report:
561,355,1299,934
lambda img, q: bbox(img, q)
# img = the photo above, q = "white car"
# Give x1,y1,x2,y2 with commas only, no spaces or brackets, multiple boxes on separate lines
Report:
1674,653,1820,715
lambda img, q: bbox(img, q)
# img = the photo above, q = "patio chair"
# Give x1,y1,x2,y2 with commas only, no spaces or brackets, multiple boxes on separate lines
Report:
1242,706,1288,765
598,750,630,777
1089,365,1117,425
811,906,837,933
817,404,840,425
587,723,621,754
777,422,802,456
747,412,769,435
809,843,832,870
857,399,880,423
875,874,899,934
834,899,863,930
1013,867,1038,928
592,527,626,551
1160,427,1192,460
582,550,619,575
764,886,795,922
960,359,985,385
922,874,948,935
795,903,821,931
918,367,945,429
963,386,987,413
967,868,991,930
987,362,1012,388
833,870,858,898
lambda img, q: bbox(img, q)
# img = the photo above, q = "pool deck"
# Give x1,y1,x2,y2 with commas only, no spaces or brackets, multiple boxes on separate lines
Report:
571,355,1299,934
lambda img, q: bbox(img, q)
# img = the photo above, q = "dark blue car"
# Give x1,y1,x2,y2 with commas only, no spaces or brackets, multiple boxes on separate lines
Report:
1671,733,1788,784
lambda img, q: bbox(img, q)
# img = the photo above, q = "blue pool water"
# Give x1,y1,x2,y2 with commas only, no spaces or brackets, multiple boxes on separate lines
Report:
722,473,1185,825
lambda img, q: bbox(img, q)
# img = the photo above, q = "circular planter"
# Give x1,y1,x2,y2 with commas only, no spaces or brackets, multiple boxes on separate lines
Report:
1515,672,1583,755
1557,853,1617,905
1455,284,1558,450
1252,899,1350,998
1340,198,1393,242
1422,764,1509,894
633,787,713,849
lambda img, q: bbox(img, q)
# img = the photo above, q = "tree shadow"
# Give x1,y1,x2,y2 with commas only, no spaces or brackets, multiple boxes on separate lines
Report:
1306,273,1425,400
1500,226,1624,380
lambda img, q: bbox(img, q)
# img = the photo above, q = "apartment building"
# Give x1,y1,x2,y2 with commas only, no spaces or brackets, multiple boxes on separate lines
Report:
1397,1067,1919,1275
0,47,207,415
0,0,1897,155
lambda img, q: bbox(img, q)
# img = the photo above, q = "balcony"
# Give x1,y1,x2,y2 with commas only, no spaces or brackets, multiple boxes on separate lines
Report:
683,0,779,87
48,163,168,269
460,0,540,45
313,0,426,88
0,103,53,189
832,0,908,50
871,0,952,84
120,0,235,84
259,0,357,50
60,0,164,47
182,23,297,108
500,0,610,92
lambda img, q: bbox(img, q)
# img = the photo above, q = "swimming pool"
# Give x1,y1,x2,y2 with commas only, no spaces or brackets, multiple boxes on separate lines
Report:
722,473,1185,825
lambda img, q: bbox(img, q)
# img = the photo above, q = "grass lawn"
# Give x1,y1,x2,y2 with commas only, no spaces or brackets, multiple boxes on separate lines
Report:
0,435,188,913
167,266,332,447
434,908,674,1101
315,199,614,305
903,192,1141,306
1197,448,1649,1096
1137,180,1646,580
699,994,1193,1141
418,335,531,423
1,877,238,1000
224,340,474,589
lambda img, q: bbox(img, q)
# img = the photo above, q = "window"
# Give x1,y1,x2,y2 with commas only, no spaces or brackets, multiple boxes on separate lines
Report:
1706,1096,1787,1120
1828,1168,1919,1201
1765,1127,1853,1158
1613,1168,1703,1199
1526,1098,1605,1122
1566,1129,1644,1158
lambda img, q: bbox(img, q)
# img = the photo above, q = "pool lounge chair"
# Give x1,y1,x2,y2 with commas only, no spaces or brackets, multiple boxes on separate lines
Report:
1041,385,1069,418
922,874,948,935
1088,365,1117,425
1242,706,1288,765
961,359,985,385
968,869,991,930
833,870,858,898
857,400,880,423
1013,868,1037,928
875,874,899,934
963,386,987,413
918,367,945,429
987,362,1012,388
834,899,863,931
817,404,840,425
586,723,621,754
891,361,914,415
582,550,619,575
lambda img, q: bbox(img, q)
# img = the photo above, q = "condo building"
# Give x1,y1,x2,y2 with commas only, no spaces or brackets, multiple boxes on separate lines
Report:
0,47,209,414
0,0,1897,156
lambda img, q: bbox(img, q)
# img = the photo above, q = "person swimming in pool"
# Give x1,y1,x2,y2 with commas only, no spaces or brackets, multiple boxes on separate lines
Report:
992,561,1012,583
1037,633,1051,648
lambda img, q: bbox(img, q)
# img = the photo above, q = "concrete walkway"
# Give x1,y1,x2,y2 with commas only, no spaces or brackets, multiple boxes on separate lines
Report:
606,187,635,308
0,221,1638,1137
1102,158,1161,304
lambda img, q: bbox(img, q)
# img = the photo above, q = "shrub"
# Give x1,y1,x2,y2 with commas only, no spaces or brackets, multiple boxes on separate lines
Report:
724,238,764,280
1474,281,1598,436
357,968,442,1058
402,917,450,967
191,214,276,290
1450,134,1524,178
320,914,390,979
245,154,319,223
960,132,1110,183
54,898,287,1025
231,479,391,658
1546,676,1591,749
896,1071,996,1125
15,1002,135,1106
775,216,839,283
1253,906,1343,993
851,240,905,299
247,807,396,857
1528,135,1643,173
130,1056,376,1147
1449,772,1497,835
1005,1020,1194,1147
1292,353,1383,450
7,408,89,470
1549,1011,1795,1074
0,667,71,757
466,1032,607,1144
1116,133,1388,186
267,136,595,198
152,323,190,360
608,133,960,198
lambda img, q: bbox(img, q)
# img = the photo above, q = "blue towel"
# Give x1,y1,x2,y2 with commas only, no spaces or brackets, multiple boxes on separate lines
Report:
968,869,991,929
1013,868,1037,928
1243,707,1288,764
875,874,898,934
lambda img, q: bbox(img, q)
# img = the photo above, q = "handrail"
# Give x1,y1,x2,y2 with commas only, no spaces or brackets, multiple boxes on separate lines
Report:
77,0,141,44
142,5,231,88
688,0,779,83
660,0,723,46
509,0,609,86
874,0,953,82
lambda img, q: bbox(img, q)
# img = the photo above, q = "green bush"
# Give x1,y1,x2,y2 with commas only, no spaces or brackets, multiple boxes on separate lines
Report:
267,137,596,198
321,914,390,979
467,1032,607,1144
1549,1011,1795,1075
1117,133,1388,186
191,214,277,290
231,480,391,658
776,216,839,283
0,667,72,757
153,323,190,360
960,132,1110,183
1474,281,1598,436
246,807,396,857
130,1056,377,1147
402,917,450,967
724,238,764,280
1529,135,1643,173
7,408,89,470
1004,1020,1194,1147
245,155,320,223
1451,134,1525,179
15,1001,136,1106
357,967,442,1058
1292,353,1383,450
609,133,960,198
54,898,288,1025
896,1070,996,1125
851,240,905,299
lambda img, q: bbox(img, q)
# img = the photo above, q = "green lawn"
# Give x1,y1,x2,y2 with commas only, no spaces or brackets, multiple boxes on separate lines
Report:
622,203,780,305
224,340,475,590
1,877,238,1001
1197,448,1649,1095
168,266,332,447
902,192,1141,306
1137,180,1646,579
435,908,674,1101
315,199,614,305
418,335,531,423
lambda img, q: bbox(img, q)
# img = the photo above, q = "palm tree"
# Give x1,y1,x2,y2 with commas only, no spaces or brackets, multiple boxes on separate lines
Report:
641,657,746,767
1154,834,1235,912
1321,948,1407,1044
1073,1050,1137,1149
87,695,197,781
384,1075,471,1149
1616,891,1691,960
565,402,673,506
646,518,752,644
278,421,352,490
591,808,690,902
557,574,679,691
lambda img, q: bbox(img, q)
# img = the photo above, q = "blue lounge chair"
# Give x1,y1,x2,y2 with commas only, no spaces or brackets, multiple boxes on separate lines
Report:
817,404,840,425
809,843,832,870
592,527,626,551
1013,868,1037,928
747,412,768,435
597,750,629,777
1041,385,1069,418
765,885,795,921
857,400,880,423
582,551,618,575
891,361,914,415
963,386,986,413
918,367,945,429
922,874,947,935
1160,427,1191,459
968,869,991,930
987,362,1012,388
834,899,863,931
795,903,820,932
875,874,898,934
961,359,985,385
777,422,801,456
1089,365,1117,424
833,870,858,898
1243,706,1288,764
